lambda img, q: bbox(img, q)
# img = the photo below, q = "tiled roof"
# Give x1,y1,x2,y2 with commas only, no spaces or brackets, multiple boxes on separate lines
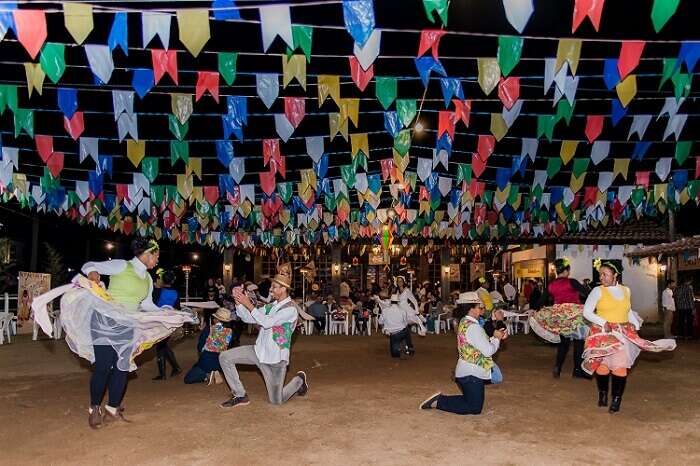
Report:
558,218,670,244
626,236,700,257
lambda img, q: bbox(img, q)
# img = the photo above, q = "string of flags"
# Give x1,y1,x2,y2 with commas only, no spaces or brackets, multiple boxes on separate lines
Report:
0,0,697,249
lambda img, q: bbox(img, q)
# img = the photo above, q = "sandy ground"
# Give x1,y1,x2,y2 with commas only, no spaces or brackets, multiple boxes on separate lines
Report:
1,326,699,466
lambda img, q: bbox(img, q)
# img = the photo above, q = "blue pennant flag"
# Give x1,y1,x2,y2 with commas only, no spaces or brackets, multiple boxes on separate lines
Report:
672,170,688,191
450,188,460,206
424,172,438,192
315,154,329,179
103,193,116,212
319,177,331,195
631,141,652,161
677,41,700,73
219,174,235,195
222,114,243,141
342,0,375,47
436,132,452,156
496,167,511,191
57,87,78,119
501,204,514,221
439,78,464,108
88,171,103,196
611,99,627,127
219,209,231,227
47,187,66,210
227,96,248,125
132,69,154,99
0,2,16,36
216,140,234,167
212,0,241,20
367,174,381,193
415,56,447,87
384,111,401,137
603,58,620,90
400,191,411,206
97,156,113,178
550,186,564,205
108,12,128,55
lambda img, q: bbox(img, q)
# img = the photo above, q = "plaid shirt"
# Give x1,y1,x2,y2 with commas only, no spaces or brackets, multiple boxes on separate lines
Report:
674,284,696,310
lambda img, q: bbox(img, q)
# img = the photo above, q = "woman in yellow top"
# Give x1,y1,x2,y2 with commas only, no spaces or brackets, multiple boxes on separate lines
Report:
582,261,676,413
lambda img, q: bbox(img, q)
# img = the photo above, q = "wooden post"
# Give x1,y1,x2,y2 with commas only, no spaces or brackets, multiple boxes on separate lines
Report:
441,247,450,302
668,211,678,282
29,216,39,272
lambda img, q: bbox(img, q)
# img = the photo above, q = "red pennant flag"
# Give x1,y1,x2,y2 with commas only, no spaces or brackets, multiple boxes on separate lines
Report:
635,171,650,189
47,152,64,177
497,77,520,110
695,156,700,179
474,204,486,223
571,192,582,210
477,135,496,160
63,112,85,140
452,99,472,127
259,170,276,196
226,190,241,208
35,135,53,162
417,29,446,59
274,155,286,179
554,223,566,236
116,184,129,202
584,186,598,206
438,110,457,139
572,0,605,32
380,159,393,181
487,211,499,226
284,97,306,128
195,71,219,103
617,41,645,80
612,199,624,221
13,10,47,59
419,186,430,201
302,195,315,210
123,219,133,236
349,56,373,92
262,139,280,167
472,152,487,178
151,49,179,85
585,115,605,143
203,186,219,206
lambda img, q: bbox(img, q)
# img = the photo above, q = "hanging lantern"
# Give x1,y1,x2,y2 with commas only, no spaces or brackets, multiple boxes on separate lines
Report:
400,256,407,266
352,256,359,266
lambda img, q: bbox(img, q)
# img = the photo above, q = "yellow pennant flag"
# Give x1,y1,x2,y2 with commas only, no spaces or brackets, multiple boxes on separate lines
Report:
613,158,630,180
477,58,500,95
191,187,204,205
317,75,340,107
616,75,637,107
393,149,409,173
570,173,586,193
560,140,578,164
490,113,508,141
154,227,162,241
495,185,510,204
279,208,291,225
187,158,202,180
329,113,348,141
679,188,689,205
24,62,46,97
283,54,306,90
177,174,194,200
351,133,369,158
177,9,210,57
655,183,667,201
171,93,193,124
555,202,567,221
340,98,360,126
366,209,376,223
126,140,146,167
419,200,430,215
301,168,317,191
511,193,522,210
556,39,582,75
64,3,94,45
13,174,27,194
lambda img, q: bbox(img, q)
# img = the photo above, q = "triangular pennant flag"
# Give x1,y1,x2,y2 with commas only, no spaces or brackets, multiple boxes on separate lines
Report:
259,4,293,52
376,77,397,110
84,45,114,84
343,0,375,47
651,0,680,33
40,43,66,84
108,11,128,55
417,29,446,59
353,29,381,70
502,0,534,33
151,49,178,84
627,114,652,140
585,115,605,143
142,12,171,48
590,140,610,165
317,75,341,106
218,52,238,86
283,54,306,90
24,63,45,97
616,75,637,107
618,41,645,80
560,140,578,164
177,9,210,57
497,35,523,77
63,3,93,45
556,39,582,75
13,9,47,59
349,56,373,91
502,100,523,128
423,0,449,24
477,58,500,95
195,71,220,102
613,158,630,180
663,113,687,141
63,112,84,140
126,140,146,167
256,73,278,109
572,0,605,32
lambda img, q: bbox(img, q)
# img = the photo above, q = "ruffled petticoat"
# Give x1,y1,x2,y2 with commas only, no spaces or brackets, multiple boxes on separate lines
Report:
529,303,589,344
582,323,676,374
32,275,197,371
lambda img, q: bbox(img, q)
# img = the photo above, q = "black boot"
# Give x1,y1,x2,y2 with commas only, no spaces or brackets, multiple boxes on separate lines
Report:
596,373,609,407
554,338,569,378
153,356,166,381
165,347,182,377
572,340,591,379
609,375,627,413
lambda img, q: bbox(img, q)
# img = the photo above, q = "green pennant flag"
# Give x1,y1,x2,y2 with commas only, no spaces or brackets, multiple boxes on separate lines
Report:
546,158,562,178
141,157,159,183
0,85,18,114
651,0,681,33
631,187,645,206
537,115,555,141
675,141,692,166
168,115,189,141
483,190,493,206
423,0,449,24
404,171,417,191
394,129,412,156
41,167,60,190
13,108,33,137
340,164,356,188
396,99,417,127
572,158,590,177
352,152,368,171
67,191,81,208
375,77,397,110
286,25,313,63
150,185,165,205
554,100,575,126
277,182,293,203
218,52,238,86
456,163,472,184
170,140,190,165
507,185,519,205
671,72,692,100
497,36,523,77
658,58,677,90
324,193,337,211
430,195,440,211
40,43,66,84
688,180,700,200
166,185,181,205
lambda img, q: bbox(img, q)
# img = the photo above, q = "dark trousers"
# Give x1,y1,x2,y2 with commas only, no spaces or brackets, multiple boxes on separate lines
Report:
230,321,244,347
555,337,585,374
155,337,180,370
184,352,222,384
436,376,485,415
389,327,414,358
678,309,695,338
312,315,326,333
90,345,128,407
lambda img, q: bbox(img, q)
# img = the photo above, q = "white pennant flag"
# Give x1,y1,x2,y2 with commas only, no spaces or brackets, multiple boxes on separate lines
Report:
306,136,324,163
554,75,578,105
142,12,171,49
274,114,294,142
229,158,245,184
1,147,18,169
562,188,575,207
417,157,432,182
256,73,279,109
84,45,114,84
627,114,652,140
597,172,614,192
355,172,368,193
117,112,138,141
239,184,255,203
438,176,452,197
541,193,551,210
127,183,144,207
655,158,672,182
533,169,547,189
79,137,99,163
502,100,523,128
432,149,449,170
259,5,293,52
112,90,134,120
663,114,687,141
502,0,534,33
617,186,633,205
133,173,150,193
590,140,610,165
32,185,45,205
521,138,538,162
353,29,381,71
657,96,685,120
543,58,556,94
75,181,90,202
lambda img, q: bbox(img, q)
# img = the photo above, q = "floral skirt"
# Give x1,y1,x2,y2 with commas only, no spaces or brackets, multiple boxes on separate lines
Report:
582,323,676,374
529,303,588,344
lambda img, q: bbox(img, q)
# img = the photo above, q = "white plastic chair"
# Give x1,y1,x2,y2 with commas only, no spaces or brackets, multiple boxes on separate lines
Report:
0,312,12,344
329,311,348,335
51,310,63,339
435,312,448,334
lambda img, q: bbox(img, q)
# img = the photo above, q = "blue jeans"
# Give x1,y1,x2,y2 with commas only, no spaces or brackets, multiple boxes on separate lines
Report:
436,375,485,415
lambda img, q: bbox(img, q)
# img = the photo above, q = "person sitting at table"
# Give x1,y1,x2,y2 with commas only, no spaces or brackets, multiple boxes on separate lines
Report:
184,307,234,385
306,284,327,334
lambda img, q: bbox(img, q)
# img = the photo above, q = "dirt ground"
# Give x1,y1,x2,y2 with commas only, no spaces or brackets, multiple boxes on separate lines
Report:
1,326,699,466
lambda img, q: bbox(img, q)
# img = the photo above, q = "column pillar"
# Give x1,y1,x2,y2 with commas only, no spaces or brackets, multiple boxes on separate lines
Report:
222,247,234,288
29,216,39,272
668,211,678,282
253,252,263,283
441,247,451,302
331,246,341,298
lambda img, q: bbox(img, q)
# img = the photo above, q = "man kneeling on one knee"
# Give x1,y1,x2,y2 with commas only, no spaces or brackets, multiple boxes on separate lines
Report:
219,263,308,408
378,294,415,358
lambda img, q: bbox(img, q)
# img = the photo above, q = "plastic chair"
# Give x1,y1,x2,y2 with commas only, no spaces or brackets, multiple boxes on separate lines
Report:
435,312,448,334
0,312,12,344
329,311,348,335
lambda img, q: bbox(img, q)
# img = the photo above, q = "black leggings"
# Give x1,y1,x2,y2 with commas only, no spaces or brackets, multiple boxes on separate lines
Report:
90,345,128,407
555,337,584,373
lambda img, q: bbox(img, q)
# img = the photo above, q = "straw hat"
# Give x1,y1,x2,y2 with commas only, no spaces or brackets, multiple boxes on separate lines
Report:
271,262,293,289
456,292,481,305
212,307,233,322
311,282,320,292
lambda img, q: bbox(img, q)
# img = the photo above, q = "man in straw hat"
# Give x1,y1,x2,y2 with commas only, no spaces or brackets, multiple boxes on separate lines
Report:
377,293,415,358
219,263,308,408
